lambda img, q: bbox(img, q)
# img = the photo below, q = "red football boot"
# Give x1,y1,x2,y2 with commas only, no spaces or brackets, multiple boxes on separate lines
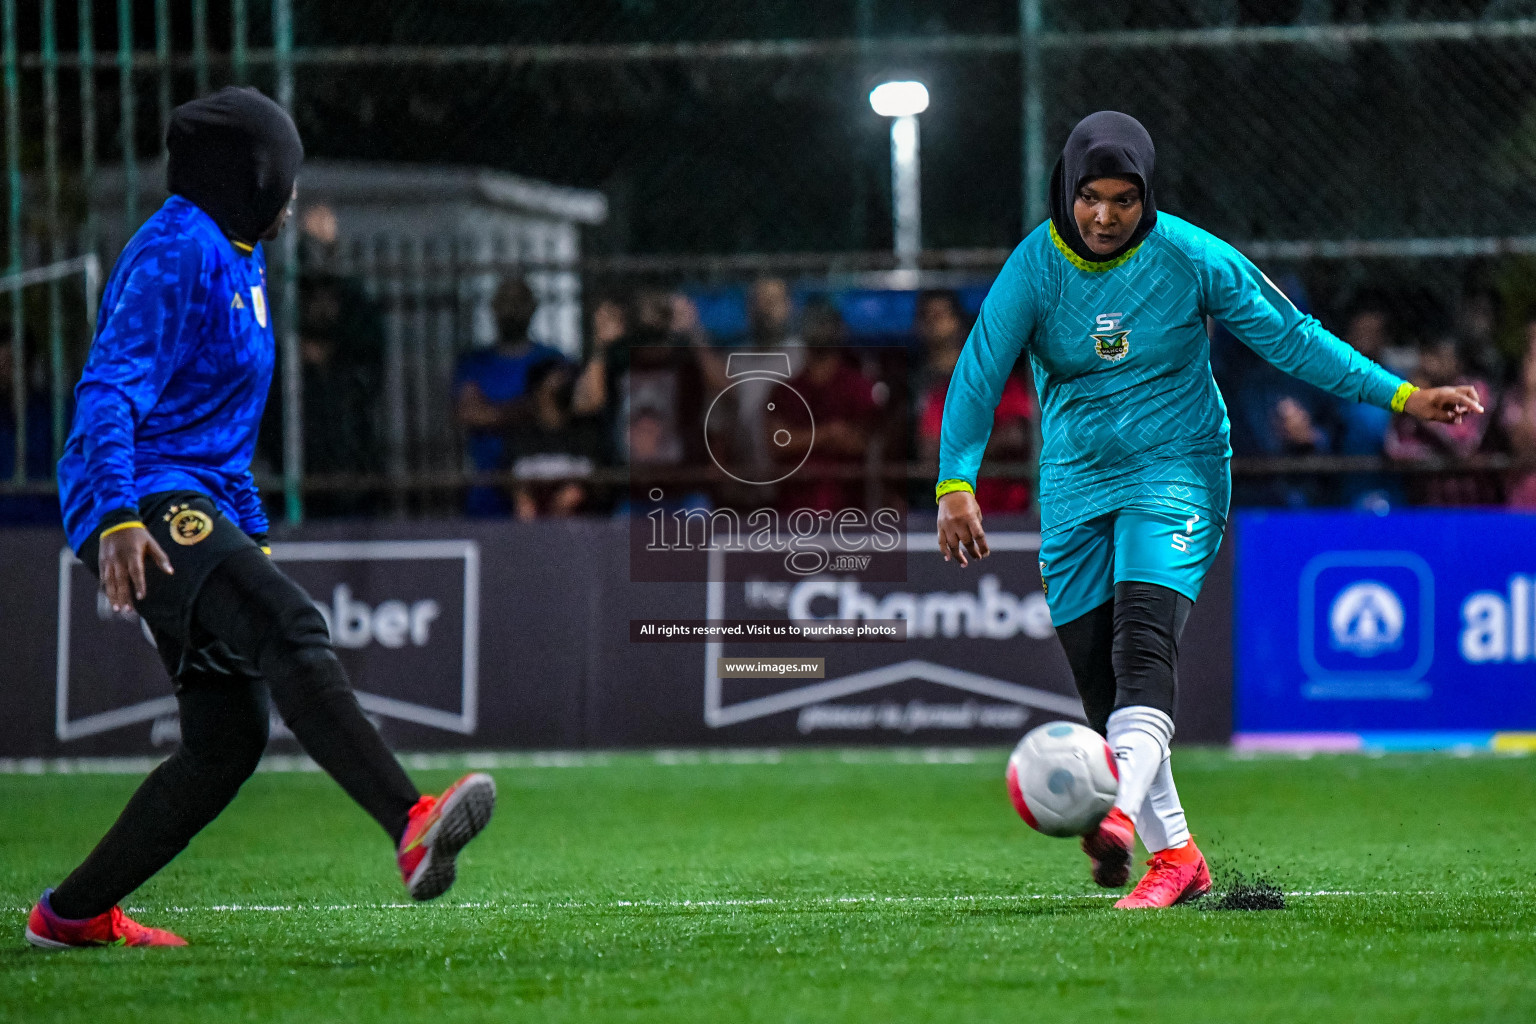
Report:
397,772,497,901
25,890,186,949
1114,839,1212,909
1081,807,1135,888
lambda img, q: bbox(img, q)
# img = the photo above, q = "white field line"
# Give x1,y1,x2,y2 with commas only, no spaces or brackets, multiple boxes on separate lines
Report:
0,748,996,775
2,890,1509,916
9,890,1528,919
8,744,1533,776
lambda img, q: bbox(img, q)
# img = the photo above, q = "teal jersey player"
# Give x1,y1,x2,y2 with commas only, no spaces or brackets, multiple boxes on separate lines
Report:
936,111,1483,909
940,210,1406,622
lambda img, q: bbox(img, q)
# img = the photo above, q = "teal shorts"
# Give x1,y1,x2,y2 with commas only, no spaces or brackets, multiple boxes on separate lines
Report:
1037,503,1227,627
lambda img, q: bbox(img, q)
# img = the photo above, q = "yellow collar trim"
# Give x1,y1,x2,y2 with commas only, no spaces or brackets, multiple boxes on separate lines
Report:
231,240,254,254
1049,222,1142,272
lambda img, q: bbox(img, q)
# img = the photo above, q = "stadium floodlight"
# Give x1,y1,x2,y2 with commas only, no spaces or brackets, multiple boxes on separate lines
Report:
868,81,929,118
868,81,929,274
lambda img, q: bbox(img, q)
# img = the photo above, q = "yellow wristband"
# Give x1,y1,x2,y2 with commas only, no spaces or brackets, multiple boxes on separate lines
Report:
98,520,146,541
935,479,975,504
1390,382,1419,414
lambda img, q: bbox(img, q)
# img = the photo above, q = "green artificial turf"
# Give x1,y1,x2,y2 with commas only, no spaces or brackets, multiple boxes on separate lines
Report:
2,748,1535,1023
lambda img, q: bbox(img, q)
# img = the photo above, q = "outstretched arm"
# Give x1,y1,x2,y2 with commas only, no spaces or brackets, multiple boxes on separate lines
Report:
1196,238,1481,424
936,243,1040,564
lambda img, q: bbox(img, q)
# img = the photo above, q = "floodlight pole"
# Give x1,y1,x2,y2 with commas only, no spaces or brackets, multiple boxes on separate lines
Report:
890,113,921,273
273,0,303,526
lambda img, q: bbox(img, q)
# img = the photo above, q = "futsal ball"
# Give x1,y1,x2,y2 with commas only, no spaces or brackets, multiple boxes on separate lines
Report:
1005,721,1119,837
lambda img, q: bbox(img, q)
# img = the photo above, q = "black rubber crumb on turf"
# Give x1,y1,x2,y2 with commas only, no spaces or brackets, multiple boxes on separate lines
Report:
1197,870,1286,911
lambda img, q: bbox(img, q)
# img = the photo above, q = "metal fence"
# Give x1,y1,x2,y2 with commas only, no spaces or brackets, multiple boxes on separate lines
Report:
5,1,1536,522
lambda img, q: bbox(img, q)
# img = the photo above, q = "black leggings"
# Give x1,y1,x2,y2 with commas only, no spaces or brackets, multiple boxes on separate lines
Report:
50,549,420,921
1054,581,1192,736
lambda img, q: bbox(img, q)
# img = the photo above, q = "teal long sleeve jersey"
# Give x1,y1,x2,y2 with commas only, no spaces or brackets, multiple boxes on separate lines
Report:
937,213,1411,535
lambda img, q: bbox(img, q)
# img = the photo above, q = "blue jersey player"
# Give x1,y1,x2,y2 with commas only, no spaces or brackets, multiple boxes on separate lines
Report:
26,88,495,950
936,112,1481,908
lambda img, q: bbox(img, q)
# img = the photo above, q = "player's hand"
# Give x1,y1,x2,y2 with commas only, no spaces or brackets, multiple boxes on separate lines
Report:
937,490,989,567
99,525,173,612
1403,385,1484,425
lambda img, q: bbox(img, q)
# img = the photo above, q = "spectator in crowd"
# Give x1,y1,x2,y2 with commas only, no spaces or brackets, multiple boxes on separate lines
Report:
257,204,387,517
266,274,384,518
911,289,968,406
0,335,59,526
1385,333,1497,505
454,277,564,517
737,276,802,356
773,303,881,512
914,294,1033,513
572,294,628,424
1328,296,1405,511
502,358,605,520
573,289,718,474
1500,317,1536,508
723,277,804,480
1340,288,1420,380
611,406,712,516
1212,272,1333,507
298,202,341,266
1456,282,1506,388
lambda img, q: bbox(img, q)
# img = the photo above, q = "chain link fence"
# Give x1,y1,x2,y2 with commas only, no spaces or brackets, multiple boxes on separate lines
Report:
5,0,1536,520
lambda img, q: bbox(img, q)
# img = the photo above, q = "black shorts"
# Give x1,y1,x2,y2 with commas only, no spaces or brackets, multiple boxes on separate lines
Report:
79,490,263,684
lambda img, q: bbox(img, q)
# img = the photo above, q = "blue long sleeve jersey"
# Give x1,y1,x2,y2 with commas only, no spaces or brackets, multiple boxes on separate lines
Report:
58,195,274,551
938,213,1408,535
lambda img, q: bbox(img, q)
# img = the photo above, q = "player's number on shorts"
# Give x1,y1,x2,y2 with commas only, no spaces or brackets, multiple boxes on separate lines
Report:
1170,515,1200,554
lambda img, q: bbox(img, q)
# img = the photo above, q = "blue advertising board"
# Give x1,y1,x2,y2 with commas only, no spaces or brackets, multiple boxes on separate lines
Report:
1235,510,1536,753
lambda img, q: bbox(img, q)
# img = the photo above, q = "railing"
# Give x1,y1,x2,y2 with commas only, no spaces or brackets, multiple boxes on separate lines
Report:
7,2,1536,524
1,458,1523,504
0,254,100,480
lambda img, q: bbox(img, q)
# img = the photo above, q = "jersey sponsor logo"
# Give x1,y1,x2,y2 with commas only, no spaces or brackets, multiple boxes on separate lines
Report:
1089,312,1130,362
251,285,268,328
166,507,214,546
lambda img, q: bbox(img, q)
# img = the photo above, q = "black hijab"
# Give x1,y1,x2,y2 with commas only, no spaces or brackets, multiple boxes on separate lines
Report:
1048,111,1157,265
166,86,303,245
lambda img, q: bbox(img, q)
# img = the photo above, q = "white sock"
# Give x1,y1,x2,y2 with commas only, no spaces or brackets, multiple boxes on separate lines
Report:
1106,705,1175,825
1135,754,1191,853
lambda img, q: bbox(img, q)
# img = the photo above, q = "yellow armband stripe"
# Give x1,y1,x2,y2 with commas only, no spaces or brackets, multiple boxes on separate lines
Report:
935,479,975,504
98,520,147,540
1390,382,1419,414
261,546,272,556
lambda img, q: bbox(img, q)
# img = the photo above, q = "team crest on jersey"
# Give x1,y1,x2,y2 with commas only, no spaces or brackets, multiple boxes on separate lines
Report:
164,505,214,546
251,285,268,328
230,293,245,310
1090,311,1130,362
